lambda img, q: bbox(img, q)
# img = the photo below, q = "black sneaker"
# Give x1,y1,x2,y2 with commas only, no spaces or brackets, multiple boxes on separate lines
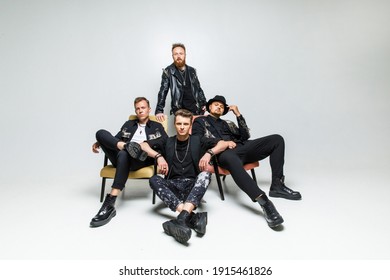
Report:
269,176,302,200
124,142,148,161
162,220,192,244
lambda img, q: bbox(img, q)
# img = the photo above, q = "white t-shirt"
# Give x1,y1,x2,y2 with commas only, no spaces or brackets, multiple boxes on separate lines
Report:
131,123,147,143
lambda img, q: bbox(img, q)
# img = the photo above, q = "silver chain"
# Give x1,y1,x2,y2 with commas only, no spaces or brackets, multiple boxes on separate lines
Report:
174,137,190,163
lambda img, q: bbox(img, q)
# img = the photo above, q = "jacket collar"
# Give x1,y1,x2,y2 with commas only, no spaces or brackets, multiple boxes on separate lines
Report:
169,63,188,78
131,117,152,128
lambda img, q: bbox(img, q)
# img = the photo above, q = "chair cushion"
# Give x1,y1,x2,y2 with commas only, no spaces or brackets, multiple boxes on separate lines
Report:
100,165,155,179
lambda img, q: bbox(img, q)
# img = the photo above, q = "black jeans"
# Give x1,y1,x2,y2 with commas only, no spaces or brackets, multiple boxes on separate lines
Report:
217,134,285,201
96,129,153,191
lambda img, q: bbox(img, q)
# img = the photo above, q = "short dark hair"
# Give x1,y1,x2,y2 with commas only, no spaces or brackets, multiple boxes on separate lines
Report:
134,97,150,107
172,43,186,52
174,109,193,123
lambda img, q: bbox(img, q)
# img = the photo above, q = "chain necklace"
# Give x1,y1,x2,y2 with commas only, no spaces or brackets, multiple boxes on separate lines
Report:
175,137,190,163
138,123,146,134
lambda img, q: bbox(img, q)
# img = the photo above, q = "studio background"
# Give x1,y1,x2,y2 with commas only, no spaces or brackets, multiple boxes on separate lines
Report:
1,0,389,260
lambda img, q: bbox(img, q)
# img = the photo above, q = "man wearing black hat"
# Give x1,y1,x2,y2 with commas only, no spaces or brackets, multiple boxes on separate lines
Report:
192,95,301,228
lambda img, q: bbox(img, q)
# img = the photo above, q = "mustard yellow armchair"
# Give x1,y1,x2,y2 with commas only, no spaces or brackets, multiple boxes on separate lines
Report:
99,115,168,203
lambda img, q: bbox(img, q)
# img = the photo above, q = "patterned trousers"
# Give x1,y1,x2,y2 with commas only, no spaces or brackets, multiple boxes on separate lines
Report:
149,172,211,211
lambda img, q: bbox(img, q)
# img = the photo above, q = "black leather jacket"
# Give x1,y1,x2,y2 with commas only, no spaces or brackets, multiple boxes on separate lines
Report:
155,63,207,115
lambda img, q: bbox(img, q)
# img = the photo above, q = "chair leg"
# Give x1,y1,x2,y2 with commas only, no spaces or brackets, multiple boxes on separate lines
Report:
214,173,225,200
251,169,257,182
152,190,156,204
100,177,106,202
212,161,225,200
222,175,227,181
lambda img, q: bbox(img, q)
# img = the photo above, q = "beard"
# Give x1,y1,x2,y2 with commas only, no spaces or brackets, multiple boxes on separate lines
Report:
174,58,186,69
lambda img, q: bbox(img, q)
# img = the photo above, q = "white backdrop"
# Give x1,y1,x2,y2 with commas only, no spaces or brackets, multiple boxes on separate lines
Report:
1,0,389,216
1,1,390,267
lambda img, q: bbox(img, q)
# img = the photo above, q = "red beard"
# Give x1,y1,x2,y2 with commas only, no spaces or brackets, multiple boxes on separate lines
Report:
174,58,186,68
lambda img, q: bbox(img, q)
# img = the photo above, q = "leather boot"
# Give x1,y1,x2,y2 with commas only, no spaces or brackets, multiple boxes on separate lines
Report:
124,142,148,161
187,212,208,235
269,176,302,200
162,210,192,244
257,195,284,228
90,194,117,227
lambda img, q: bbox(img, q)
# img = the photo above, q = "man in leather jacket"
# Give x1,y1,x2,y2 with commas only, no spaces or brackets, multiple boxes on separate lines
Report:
90,97,168,227
155,43,207,122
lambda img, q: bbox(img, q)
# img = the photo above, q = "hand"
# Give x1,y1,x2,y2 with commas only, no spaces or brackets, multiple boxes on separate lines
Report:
157,156,169,175
92,142,100,153
117,141,126,150
199,153,212,171
226,141,236,149
156,113,166,122
228,105,241,117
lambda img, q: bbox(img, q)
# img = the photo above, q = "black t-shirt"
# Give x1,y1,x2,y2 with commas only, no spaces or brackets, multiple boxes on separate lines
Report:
180,69,197,114
170,138,197,179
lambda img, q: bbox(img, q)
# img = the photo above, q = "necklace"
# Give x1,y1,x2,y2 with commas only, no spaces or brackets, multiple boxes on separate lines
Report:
138,123,146,134
175,137,190,163
179,69,187,86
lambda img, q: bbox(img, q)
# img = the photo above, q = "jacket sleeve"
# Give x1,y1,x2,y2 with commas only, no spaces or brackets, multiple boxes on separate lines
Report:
145,122,168,151
194,69,207,108
198,88,207,112
235,115,251,141
155,69,170,114
114,120,130,139
192,117,220,149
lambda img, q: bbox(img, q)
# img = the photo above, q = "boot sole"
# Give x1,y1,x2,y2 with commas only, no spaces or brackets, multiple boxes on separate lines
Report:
162,221,191,244
90,210,117,227
125,143,148,161
269,191,302,200
267,216,284,228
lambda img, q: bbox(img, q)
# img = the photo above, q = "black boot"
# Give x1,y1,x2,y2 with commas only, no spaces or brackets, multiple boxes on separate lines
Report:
162,210,192,244
124,142,148,161
269,176,302,200
187,212,208,235
257,195,284,228
90,194,117,227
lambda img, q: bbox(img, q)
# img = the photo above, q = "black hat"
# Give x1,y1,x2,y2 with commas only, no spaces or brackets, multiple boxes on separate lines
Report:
207,95,229,115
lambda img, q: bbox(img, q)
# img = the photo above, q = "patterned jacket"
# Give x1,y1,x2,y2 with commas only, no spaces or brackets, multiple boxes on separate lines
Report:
191,115,250,148
115,118,168,150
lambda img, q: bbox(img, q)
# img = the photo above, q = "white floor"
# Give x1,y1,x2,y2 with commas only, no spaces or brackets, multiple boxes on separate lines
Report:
2,163,389,261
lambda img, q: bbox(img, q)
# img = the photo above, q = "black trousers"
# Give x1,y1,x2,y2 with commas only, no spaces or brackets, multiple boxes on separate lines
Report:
217,134,285,201
96,129,152,191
